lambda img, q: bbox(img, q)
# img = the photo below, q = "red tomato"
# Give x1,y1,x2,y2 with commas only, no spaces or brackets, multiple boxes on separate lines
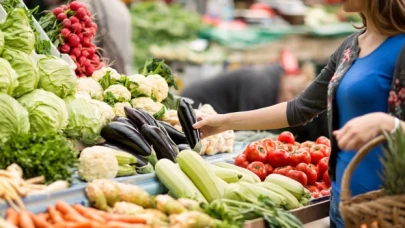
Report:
300,141,315,149
306,185,320,193
287,170,308,186
267,149,290,168
247,161,267,181
285,143,295,153
320,188,331,196
273,166,293,176
311,192,322,199
276,143,288,151
313,144,330,157
290,149,311,166
295,163,318,185
314,182,329,191
260,139,276,153
323,171,331,186
277,131,295,144
316,136,331,147
265,164,273,175
317,157,329,180
234,154,249,168
309,145,325,165
245,142,268,163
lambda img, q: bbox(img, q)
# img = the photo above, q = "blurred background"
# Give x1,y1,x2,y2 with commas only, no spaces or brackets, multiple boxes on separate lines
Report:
24,0,361,141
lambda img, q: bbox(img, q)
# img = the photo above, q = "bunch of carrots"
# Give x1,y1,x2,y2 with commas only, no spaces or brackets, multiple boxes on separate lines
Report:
5,201,149,228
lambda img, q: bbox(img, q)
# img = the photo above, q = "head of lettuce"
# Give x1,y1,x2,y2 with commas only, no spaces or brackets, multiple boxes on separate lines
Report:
38,56,77,98
18,89,68,133
0,58,18,95
0,93,30,142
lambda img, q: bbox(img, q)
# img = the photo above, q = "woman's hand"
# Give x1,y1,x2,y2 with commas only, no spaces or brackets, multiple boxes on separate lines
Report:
333,112,394,151
193,114,229,139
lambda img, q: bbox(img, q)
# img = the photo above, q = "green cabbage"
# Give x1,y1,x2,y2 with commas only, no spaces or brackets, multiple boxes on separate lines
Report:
2,48,39,98
0,32,4,55
0,58,18,95
18,89,68,133
38,56,77,98
0,93,30,142
64,95,103,144
0,8,35,54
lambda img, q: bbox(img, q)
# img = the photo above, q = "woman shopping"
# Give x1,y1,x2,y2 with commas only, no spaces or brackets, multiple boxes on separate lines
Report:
193,0,405,227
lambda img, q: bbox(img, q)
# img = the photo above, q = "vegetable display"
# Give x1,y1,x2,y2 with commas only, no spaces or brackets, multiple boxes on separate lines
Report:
234,132,332,199
39,1,103,77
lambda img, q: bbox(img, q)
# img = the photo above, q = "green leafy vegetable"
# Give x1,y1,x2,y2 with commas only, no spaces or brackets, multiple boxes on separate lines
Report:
0,132,78,184
2,48,39,98
0,8,35,54
18,89,68,133
0,58,19,95
37,56,77,98
130,2,203,68
64,95,104,145
0,93,30,143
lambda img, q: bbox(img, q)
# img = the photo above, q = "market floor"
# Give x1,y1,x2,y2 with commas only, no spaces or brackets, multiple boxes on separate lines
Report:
304,217,330,228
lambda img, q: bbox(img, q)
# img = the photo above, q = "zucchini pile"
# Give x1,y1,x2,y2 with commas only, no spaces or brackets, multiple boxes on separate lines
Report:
99,98,200,165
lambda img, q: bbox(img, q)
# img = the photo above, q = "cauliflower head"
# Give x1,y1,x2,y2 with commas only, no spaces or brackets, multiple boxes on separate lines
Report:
78,146,119,182
114,102,131,117
77,77,104,101
92,67,123,90
104,84,131,105
92,100,115,125
126,74,152,98
131,97,165,119
146,74,169,102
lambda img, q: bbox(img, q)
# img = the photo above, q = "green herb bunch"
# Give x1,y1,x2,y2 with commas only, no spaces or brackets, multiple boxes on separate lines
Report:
0,132,78,184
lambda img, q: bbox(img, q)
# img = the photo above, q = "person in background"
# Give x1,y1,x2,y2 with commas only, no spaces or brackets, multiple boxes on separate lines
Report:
192,0,405,227
181,62,329,142
41,0,134,75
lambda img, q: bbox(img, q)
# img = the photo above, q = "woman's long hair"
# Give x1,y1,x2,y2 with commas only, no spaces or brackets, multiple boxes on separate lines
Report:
356,0,405,35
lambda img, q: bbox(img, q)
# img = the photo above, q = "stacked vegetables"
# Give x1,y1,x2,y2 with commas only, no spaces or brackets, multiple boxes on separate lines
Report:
234,132,332,199
155,150,305,227
40,1,103,77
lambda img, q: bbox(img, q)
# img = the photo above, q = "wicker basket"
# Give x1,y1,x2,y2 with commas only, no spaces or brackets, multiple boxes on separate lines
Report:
339,135,405,228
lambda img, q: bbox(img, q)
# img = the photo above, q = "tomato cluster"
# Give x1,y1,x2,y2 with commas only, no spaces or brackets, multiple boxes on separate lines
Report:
234,131,332,198
52,1,103,77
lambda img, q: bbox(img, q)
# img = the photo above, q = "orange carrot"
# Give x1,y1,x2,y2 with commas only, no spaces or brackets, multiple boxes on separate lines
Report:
18,210,35,228
105,213,147,224
72,204,106,223
55,201,88,223
28,211,52,228
5,208,19,225
53,222,81,228
48,205,64,224
106,221,148,228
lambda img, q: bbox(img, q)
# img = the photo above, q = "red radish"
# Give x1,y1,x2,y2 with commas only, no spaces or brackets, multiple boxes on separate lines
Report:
75,8,86,19
89,28,96,36
78,56,89,66
78,33,84,41
70,16,79,24
81,16,90,23
53,7,63,16
82,37,91,47
69,1,83,11
84,20,92,28
60,44,71,53
81,50,90,58
61,28,71,38
71,23,82,34
62,18,71,28
71,48,81,58
61,4,67,10
85,65,95,76
68,34,80,47
77,43,83,49
91,22,98,30
57,13,67,22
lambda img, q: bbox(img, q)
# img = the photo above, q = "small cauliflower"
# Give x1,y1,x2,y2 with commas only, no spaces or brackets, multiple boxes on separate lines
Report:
78,146,119,182
92,100,115,125
114,102,131,117
126,74,152,98
131,97,166,119
146,74,169,102
77,77,104,101
104,84,131,105
92,67,123,89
